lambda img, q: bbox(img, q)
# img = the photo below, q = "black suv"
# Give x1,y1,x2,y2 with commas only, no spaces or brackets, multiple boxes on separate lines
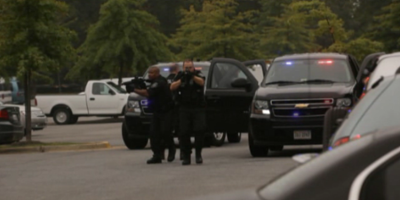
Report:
249,53,359,157
122,59,268,149
0,104,24,144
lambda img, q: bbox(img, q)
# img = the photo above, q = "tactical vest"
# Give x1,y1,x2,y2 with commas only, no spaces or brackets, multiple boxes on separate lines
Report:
177,75,205,107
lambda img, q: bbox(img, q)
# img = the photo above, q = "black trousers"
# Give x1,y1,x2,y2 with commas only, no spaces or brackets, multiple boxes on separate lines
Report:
179,107,206,157
150,111,173,158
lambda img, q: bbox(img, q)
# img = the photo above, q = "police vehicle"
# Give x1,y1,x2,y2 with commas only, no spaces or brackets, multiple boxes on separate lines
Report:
122,59,268,149
249,53,362,157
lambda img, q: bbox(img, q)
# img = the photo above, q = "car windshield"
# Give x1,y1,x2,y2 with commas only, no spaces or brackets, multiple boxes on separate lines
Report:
106,82,127,93
264,59,353,85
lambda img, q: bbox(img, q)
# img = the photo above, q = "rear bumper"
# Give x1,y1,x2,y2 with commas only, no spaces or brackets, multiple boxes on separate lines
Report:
250,114,324,145
31,117,47,130
0,123,24,144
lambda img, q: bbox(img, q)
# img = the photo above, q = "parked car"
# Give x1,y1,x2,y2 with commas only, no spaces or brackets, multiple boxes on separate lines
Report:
365,52,400,92
248,53,360,157
122,59,268,149
0,77,12,104
0,102,46,132
191,125,400,200
0,103,24,144
328,72,400,150
35,80,129,125
322,52,385,150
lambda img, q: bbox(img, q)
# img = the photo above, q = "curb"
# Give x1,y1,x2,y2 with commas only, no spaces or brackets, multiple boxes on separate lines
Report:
0,141,112,154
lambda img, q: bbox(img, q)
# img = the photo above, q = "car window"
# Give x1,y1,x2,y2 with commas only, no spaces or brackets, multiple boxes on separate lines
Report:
211,62,249,89
246,64,264,84
92,83,112,95
330,77,394,145
367,56,400,90
106,82,126,94
360,154,400,200
350,76,400,138
265,59,353,84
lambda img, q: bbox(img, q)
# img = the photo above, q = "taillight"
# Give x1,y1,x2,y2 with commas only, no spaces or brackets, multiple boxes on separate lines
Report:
333,137,350,147
360,92,366,99
0,110,9,119
351,134,362,140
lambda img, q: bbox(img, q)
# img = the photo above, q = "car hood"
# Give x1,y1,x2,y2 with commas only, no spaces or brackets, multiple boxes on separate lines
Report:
128,92,146,101
256,83,354,100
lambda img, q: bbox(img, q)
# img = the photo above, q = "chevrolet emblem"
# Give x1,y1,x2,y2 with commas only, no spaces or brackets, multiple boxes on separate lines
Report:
295,104,309,108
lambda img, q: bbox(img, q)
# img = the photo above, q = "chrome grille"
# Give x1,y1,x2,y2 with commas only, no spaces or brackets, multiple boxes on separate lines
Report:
270,98,333,118
270,98,334,106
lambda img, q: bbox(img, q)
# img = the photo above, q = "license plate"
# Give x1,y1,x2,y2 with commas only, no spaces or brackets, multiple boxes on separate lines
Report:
294,130,312,140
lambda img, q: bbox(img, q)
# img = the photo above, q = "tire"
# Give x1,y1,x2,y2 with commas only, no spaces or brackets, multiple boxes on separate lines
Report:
122,121,148,149
269,145,284,151
248,131,269,157
212,132,226,147
322,107,349,151
227,132,242,143
53,108,71,125
69,116,79,124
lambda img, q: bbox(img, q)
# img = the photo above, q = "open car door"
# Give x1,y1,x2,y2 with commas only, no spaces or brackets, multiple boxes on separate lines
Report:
353,52,385,102
205,58,266,133
243,59,268,85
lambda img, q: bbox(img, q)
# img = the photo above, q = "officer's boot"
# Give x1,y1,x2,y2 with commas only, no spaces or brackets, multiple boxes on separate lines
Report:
147,154,162,164
167,139,176,162
195,148,203,164
182,153,191,165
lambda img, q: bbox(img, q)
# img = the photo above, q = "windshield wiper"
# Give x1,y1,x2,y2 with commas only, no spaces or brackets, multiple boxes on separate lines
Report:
301,79,336,84
265,81,299,86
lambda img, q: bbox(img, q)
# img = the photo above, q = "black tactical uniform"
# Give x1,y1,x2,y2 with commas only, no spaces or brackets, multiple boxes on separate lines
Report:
175,70,207,165
147,76,174,164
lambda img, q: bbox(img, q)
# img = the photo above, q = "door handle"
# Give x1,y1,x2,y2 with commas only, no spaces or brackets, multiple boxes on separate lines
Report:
90,98,95,101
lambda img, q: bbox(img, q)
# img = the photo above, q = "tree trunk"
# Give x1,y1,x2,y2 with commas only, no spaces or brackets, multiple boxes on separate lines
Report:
24,68,32,142
118,59,124,86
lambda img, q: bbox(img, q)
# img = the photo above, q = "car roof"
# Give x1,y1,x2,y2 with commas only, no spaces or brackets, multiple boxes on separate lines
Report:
151,61,211,67
273,53,348,62
367,53,400,90
259,125,400,200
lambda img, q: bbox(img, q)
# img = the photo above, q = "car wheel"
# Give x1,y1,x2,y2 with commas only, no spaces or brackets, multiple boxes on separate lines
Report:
69,116,79,124
212,132,226,147
53,108,71,125
248,132,269,157
122,121,148,149
227,132,241,143
322,107,349,151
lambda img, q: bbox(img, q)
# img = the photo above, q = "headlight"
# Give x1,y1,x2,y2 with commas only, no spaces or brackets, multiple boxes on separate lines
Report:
252,100,270,115
126,101,140,113
336,98,351,107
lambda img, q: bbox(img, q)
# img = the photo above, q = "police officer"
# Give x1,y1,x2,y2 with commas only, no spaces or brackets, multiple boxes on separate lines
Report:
170,59,206,165
133,67,174,164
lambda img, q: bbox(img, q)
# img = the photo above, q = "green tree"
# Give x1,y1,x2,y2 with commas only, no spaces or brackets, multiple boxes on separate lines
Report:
69,0,174,85
368,1,400,52
261,0,347,56
170,0,263,61
326,38,384,62
0,0,76,142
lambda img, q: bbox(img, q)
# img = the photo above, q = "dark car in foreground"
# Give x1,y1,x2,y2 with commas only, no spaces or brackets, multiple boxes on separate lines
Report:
249,53,359,157
0,104,24,144
191,125,400,200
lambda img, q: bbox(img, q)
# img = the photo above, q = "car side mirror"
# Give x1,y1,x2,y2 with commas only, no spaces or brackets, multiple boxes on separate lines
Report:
109,90,116,95
231,78,251,89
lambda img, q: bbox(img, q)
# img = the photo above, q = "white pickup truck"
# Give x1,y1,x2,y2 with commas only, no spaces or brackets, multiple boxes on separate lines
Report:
36,80,129,124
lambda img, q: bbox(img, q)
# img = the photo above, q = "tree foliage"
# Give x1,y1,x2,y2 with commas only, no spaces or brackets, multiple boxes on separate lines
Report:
170,0,263,61
68,0,174,85
368,0,400,52
0,0,76,80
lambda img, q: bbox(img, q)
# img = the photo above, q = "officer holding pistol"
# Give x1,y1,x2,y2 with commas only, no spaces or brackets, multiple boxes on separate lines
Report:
134,67,174,164
170,59,206,165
